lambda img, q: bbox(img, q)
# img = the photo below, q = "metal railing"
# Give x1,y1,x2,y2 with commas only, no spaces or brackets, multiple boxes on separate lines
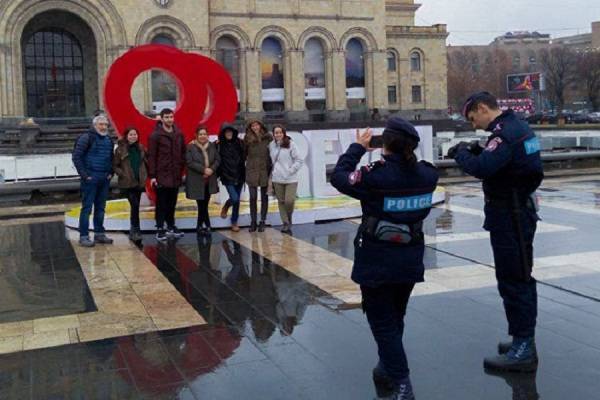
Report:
434,150,600,168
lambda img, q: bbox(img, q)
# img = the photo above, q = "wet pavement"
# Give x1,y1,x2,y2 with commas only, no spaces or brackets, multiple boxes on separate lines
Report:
1,176,600,399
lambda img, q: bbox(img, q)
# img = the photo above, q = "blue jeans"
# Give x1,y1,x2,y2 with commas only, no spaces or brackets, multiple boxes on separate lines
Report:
360,283,415,382
225,184,243,224
79,175,111,238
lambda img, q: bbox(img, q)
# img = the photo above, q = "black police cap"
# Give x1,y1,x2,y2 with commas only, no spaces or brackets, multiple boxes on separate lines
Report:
382,117,420,142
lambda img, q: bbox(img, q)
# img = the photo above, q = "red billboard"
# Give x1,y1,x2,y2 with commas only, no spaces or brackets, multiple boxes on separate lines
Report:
507,73,543,93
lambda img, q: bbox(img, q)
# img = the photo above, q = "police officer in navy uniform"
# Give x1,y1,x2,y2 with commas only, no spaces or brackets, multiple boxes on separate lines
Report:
448,92,543,373
332,117,439,400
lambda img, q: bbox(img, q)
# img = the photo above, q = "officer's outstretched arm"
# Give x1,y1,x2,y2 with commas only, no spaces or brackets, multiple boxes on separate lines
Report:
454,138,512,179
331,143,371,200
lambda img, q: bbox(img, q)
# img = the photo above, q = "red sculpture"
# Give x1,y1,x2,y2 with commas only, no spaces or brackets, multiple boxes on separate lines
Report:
103,44,238,202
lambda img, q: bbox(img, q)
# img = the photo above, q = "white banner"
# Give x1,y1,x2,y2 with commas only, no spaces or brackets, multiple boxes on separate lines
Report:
346,87,366,99
305,88,326,100
262,88,285,102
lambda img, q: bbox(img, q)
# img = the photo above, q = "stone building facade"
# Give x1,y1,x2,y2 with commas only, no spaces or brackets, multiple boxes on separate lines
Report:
0,0,448,124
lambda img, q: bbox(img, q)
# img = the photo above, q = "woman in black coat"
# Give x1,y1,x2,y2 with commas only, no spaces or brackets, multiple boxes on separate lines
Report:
217,124,246,232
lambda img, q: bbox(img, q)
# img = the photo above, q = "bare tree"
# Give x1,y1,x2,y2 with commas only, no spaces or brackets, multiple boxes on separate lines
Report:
577,50,600,111
540,46,578,114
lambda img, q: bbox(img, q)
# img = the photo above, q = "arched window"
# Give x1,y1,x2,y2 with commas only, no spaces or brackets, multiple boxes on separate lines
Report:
387,51,397,72
304,38,326,110
24,29,85,117
410,51,422,72
528,51,537,66
512,52,521,69
345,38,366,105
151,35,177,106
472,56,480,73
215,36,240,88
261,36,285,111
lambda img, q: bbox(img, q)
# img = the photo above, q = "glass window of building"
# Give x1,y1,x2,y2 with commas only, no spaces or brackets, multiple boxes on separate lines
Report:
411,85,422,103
388,85,398,105
410,52,422,72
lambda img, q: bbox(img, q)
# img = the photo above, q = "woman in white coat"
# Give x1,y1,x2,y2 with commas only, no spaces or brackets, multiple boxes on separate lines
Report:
269,124,303,234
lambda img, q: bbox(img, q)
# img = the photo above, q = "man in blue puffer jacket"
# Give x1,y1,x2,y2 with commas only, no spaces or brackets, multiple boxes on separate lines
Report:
72,115,115,247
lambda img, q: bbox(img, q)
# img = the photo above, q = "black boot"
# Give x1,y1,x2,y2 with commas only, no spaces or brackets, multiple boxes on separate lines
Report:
258,221,266,232
484,337,538,373
130,228,142,241
249,221,257,232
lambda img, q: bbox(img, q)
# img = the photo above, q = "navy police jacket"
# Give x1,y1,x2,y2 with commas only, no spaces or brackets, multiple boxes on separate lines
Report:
331,143,439,287
455,110,543,231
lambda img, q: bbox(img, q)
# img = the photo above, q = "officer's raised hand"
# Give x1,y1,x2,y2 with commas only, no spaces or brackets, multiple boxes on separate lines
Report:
356,128,375,151
447,141,470,159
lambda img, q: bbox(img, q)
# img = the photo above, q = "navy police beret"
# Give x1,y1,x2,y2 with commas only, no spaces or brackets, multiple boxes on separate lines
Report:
383,117,420,142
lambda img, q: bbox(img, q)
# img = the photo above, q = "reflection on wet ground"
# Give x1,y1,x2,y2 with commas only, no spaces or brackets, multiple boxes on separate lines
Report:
0,222,96,324
2,177,600,399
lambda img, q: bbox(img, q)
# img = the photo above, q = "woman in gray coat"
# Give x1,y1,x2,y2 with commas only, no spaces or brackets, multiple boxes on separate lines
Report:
186,126,221,235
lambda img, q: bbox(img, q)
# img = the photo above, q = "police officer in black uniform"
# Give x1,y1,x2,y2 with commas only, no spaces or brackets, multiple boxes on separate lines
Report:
331,117,439,400
448,92,543,373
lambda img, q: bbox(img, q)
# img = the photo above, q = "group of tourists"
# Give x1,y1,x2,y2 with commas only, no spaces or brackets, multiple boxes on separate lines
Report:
71,108,303,246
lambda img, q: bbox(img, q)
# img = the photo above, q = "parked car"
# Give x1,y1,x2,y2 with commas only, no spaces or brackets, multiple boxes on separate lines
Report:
588,112,600,123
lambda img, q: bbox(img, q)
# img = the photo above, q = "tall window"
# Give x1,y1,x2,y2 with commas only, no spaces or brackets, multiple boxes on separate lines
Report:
512,53,521,69
410,51,422,72
151,35,177,105
388,85,398,105
304,38,326,110
411,85,422,103
472,57,480,73
528,52,537,66
215,36,240,88
24,29,85,117
345,38,366,106
387,51,397,72
261,36,285,112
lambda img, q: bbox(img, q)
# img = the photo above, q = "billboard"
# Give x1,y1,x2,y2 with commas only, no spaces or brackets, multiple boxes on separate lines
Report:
304,38,326,100
345,38,365,98
261,37,284,101
507,73,544,93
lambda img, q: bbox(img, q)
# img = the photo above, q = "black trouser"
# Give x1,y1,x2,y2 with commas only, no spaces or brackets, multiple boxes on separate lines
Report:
155,186,179,229
125,188,143,230
249,186,268,223
361,283,415,382
196,188,212,229
490,218,538,338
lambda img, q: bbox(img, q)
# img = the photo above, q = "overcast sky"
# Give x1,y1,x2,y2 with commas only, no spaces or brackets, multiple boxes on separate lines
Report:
416,0,600,45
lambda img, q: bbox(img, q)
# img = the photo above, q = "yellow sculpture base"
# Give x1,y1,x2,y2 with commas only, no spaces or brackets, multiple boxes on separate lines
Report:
65,188,446,231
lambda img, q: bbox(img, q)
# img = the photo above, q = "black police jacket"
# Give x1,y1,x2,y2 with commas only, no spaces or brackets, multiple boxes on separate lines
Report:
455,110,544,231
331,143,439,287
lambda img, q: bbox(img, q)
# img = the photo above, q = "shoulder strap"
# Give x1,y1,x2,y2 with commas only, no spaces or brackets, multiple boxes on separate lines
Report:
74,131,96,154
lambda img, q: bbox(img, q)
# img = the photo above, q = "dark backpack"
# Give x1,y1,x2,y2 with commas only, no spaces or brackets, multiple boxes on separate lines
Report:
73,131,96,155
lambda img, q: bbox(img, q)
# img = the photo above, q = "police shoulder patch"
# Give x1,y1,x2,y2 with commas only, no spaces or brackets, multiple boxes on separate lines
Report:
485,137,503,152
348,170,362,185
364,160,384,172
